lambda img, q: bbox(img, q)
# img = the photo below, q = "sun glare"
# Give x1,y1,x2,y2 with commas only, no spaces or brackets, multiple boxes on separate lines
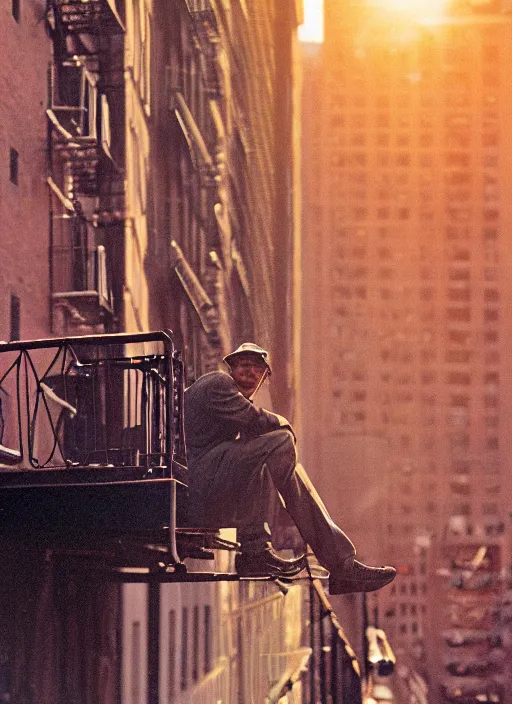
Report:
371,0,448,16
299,0,324,44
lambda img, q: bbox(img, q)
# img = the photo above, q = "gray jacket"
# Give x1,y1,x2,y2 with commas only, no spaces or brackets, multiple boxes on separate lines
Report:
184,371,286,467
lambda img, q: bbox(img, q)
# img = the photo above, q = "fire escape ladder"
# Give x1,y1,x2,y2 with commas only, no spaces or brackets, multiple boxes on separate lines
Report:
189,4,223,99
47,58,102,197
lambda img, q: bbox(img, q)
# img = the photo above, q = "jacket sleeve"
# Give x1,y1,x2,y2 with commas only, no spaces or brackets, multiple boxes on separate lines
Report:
208,373,289,436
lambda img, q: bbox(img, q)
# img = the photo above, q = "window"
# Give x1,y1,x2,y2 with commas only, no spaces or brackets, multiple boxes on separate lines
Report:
10,295,20,341
484,308,499,323
12,0,20,22
168,610,176,701
192,605,199,683
484,394,498,408
446,225,471,241
396,153,410,167
451,395,469,408
449,268,470,281
447,372,471,385
131,622,141,704
484,289,499,303
446,308,470,323
451,248,470,262
486,351,500,364
482,502,498,515
352,390,366,402
54,61,98,140
446,350,471,364
204,605,212,674
448,330,470,344
447,288,470,302
483,227,498,241
351,133,365,147
487,437,499,451
181,607,188,691
484,208,500,221
9,148,18,185
133,0,151,109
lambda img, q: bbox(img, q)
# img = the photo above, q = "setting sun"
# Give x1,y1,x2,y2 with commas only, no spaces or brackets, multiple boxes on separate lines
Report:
299,0,324,43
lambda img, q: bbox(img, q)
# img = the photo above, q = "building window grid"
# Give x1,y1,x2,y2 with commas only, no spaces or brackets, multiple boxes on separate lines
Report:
333,31,506,630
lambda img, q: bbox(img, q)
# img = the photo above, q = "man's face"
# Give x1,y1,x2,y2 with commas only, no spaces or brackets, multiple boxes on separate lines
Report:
229,354,267,398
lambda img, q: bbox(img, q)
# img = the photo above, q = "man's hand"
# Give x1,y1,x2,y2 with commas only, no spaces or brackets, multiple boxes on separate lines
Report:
271,413,296,441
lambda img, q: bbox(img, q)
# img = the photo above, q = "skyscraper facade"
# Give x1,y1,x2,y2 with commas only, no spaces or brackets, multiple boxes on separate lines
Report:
301,1,512,700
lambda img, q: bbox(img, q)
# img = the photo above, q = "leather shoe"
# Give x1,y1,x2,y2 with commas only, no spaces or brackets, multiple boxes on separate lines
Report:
329,558,396,595
235,544,306,579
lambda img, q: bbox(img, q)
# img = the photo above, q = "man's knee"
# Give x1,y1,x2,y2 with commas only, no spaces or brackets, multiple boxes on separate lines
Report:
265,428,296,462
267,427,295,445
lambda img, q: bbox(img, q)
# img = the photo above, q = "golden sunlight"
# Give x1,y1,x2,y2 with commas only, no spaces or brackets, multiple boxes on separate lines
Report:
371,0,448,16
299,0,324,43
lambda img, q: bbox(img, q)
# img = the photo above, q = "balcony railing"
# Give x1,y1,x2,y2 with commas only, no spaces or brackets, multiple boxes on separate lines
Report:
0,332,185,473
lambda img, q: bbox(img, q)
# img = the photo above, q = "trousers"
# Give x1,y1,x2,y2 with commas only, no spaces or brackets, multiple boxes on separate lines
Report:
187,429,355,570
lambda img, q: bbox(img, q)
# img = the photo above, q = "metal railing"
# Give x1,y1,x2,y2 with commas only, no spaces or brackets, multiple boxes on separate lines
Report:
304,580,363,704
0,331,185,473
0,331,187,564
51,211,113,311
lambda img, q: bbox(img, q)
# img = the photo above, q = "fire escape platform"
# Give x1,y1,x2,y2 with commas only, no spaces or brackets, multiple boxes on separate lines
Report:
0,469,181,535
52,291,113,323
52,0,125,35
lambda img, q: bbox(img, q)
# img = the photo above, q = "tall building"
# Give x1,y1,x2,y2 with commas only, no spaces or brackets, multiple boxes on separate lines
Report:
301,1,512,701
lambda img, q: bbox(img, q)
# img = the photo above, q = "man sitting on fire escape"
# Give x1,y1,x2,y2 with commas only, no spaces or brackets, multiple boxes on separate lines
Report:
184,343,396,594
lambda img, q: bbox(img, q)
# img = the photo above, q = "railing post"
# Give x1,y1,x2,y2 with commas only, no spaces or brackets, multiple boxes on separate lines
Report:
309,578,316,703
331,620,339,704
319,601,327,703
165,343,182,567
